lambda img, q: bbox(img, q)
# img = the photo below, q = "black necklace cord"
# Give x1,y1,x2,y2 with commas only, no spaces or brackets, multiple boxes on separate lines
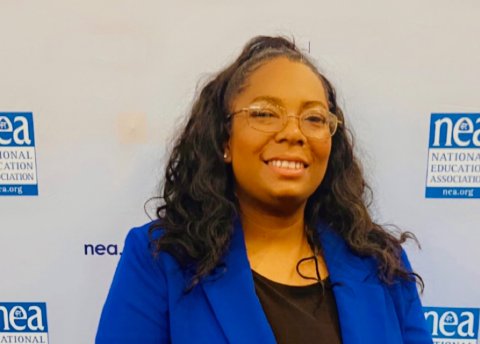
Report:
295,252,326,299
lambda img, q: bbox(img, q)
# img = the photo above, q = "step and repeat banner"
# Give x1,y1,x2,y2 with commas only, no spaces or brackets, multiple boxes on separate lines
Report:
1,1,479,343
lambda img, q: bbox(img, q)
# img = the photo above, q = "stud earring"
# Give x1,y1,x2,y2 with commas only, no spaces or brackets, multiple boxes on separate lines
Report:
223,152,228,159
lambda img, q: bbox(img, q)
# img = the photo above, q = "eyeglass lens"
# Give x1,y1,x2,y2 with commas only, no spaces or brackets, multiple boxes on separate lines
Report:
245,106,337,139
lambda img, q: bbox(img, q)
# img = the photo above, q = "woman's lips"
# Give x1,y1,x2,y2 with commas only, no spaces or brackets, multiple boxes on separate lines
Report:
265,159,308,177
268,159,306,169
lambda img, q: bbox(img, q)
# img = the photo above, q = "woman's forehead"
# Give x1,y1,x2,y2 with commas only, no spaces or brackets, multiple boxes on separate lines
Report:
232,57,328,109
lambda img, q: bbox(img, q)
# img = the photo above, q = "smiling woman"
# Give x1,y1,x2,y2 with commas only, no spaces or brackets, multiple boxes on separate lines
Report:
96,36,433,344
226,58,332,216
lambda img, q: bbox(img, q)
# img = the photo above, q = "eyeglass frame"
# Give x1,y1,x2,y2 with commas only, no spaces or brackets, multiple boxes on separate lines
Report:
226,104,343,139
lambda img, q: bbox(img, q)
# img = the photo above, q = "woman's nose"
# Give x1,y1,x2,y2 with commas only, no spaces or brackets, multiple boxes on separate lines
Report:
274,115,307,145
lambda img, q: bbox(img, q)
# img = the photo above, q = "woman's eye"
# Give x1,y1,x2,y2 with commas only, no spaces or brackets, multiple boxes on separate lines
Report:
305,114,327,124
250,110,278,118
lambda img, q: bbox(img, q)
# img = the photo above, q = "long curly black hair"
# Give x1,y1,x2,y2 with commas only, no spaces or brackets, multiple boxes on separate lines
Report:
148,35,424,292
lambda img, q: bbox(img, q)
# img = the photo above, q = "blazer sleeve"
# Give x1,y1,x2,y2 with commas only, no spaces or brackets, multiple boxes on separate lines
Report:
95,225,170,344
390,248,433,344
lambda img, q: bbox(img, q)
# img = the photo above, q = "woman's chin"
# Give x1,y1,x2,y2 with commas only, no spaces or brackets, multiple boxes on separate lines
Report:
266,190,309,207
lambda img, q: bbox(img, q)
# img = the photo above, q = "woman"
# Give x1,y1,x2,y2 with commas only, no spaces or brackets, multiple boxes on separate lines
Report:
96,35,433,343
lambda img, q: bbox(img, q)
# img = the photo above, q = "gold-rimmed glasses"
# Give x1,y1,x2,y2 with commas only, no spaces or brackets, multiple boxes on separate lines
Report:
227,104,342,140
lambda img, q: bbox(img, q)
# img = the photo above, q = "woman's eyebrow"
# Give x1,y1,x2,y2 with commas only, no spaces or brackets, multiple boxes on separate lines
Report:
250,96,327,109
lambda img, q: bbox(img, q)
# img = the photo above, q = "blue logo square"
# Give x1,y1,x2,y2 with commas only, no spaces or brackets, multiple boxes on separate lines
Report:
0,112,39,196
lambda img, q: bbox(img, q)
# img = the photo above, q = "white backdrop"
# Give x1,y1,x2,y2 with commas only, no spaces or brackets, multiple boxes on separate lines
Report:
1,0,479,343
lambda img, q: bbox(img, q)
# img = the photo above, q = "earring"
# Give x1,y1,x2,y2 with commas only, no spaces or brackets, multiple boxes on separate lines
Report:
223,152,228,159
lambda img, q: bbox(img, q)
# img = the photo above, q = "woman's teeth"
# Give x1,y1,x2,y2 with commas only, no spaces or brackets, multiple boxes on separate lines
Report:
268,160,305,170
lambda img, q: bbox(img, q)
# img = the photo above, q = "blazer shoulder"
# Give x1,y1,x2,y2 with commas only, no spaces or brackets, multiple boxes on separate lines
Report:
387,247,433,343
392,247,424,301
96,221,171,343
127,220,165,244
127,221,185,276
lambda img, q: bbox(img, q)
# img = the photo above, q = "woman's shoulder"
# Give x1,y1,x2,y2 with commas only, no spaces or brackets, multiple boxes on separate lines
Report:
96,222,172,342
124,220,164,243
319,221,418,275
120,220,179,273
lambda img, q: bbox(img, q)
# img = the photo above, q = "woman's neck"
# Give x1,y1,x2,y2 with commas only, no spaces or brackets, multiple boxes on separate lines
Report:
237,199,325,285
238,198,310,257
240,208,305,243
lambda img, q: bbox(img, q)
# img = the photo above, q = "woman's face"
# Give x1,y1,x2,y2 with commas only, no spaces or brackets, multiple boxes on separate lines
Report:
226,57,332,210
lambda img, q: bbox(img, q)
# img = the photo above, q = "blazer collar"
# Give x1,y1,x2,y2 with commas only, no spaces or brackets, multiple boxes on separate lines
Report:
315,219,376,283
315,220,394,343
201,219,276,343
201,219,390,344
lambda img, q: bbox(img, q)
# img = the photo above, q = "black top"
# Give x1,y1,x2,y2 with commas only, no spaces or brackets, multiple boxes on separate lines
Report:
252,270,343,344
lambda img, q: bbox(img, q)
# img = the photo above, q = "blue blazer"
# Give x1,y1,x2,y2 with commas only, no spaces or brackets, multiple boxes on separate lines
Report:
96,220,433,343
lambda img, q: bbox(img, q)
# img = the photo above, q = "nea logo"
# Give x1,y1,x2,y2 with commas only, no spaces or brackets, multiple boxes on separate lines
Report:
0,114,33,146
0,303,48,333
424,307,479,341
84,243,122,256
430,114,480,148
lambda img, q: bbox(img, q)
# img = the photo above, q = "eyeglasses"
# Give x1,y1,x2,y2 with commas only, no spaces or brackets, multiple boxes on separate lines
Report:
227,104,342,140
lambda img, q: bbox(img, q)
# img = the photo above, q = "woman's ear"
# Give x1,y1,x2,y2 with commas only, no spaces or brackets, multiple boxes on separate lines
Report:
223,144,232,163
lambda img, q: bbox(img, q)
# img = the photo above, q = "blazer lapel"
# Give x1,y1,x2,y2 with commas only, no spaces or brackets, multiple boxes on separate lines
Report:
201,220,396,344
317,221,395,344
201,220,276,344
